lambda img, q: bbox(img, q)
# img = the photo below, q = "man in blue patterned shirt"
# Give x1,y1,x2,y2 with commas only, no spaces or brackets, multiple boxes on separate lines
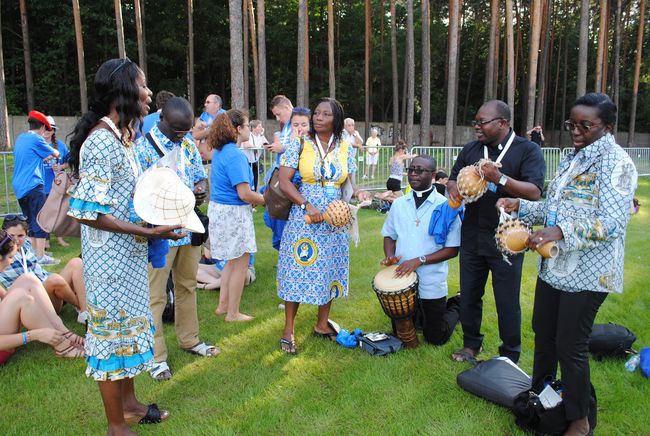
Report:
135,97,219,381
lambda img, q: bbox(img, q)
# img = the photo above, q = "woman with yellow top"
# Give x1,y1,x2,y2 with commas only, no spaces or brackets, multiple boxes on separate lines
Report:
277,97,356,354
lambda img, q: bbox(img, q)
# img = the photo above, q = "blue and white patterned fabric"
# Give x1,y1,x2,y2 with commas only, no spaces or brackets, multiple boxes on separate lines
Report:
276,136,354,305
68,128,154,381
519,133,638,294
134,124,207,247
0,240,49,289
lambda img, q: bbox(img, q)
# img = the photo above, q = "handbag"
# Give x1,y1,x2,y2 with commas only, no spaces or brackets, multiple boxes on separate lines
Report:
191,208,210,246
588,323,637,360
263,138,304,220
36,171,81,237
358,332,403,356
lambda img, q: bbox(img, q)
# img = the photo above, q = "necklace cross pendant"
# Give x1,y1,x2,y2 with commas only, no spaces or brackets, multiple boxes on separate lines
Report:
415,218,420,227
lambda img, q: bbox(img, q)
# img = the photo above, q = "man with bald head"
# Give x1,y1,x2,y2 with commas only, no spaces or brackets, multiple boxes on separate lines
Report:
342,118,363,169
192,94,226,161
135,97,219,381
447,99,545,364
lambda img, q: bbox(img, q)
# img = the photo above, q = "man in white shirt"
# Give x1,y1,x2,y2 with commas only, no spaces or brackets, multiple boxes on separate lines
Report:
342,118,363,172
381,155,462,345
242,120,267,191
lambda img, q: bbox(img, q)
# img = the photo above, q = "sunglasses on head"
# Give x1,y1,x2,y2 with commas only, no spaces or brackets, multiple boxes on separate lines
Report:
0,234,12,250
292,107,311,116
109,57,132,79
3,214,27,222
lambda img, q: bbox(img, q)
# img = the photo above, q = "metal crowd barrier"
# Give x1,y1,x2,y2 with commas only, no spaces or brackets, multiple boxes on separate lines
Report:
0,152,19,215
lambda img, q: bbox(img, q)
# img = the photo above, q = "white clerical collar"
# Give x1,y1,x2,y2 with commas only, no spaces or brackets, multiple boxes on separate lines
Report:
412,186,433,197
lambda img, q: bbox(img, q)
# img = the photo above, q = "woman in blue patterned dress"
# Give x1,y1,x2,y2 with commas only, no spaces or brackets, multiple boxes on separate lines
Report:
277,97,357,354
68,58,182,434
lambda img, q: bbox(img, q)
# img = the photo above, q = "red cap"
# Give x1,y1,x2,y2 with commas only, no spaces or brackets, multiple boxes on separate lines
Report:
27,110,52,131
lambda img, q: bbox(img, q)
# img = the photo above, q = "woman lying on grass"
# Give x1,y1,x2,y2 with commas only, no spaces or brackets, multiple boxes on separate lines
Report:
0,229,85,364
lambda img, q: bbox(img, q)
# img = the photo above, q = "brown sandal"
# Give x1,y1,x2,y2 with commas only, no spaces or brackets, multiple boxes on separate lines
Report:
55,343,85,358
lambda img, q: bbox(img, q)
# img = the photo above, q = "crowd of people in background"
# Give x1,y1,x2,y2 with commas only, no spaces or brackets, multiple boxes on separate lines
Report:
0,55,640,436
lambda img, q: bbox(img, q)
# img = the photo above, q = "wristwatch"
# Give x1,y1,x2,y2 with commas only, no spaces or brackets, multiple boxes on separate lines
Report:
498,174,508,186
418,255,427,265
300,201,309,211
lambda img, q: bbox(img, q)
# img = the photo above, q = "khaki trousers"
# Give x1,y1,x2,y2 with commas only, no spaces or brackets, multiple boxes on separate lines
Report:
149,244,202,362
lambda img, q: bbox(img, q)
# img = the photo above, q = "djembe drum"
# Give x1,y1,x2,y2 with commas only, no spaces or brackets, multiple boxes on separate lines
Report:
372,265,419,348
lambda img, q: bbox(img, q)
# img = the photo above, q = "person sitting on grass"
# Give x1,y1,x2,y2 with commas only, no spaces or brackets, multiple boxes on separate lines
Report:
0,216,88,325
375,140,415,205
196,256,256,290
0,229,85,364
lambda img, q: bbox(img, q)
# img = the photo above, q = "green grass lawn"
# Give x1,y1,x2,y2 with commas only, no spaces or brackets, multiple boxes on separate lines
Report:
1,179,649,435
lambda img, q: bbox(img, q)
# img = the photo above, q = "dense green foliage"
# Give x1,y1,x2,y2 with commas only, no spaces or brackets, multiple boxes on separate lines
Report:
1,0,648,133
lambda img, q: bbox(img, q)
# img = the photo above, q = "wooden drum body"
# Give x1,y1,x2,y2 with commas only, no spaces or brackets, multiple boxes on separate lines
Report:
372,265,419,348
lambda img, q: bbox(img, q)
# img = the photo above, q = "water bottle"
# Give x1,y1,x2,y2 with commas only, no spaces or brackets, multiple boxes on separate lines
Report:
625,354,640,372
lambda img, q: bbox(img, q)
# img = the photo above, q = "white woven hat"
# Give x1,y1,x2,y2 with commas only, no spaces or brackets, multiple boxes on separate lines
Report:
133,167,205,233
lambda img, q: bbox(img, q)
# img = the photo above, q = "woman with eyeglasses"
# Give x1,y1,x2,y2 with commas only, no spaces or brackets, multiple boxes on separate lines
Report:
207,109,264,322
497,93,638,436
67,58,182,433
276,97,357,354
0,229,85,364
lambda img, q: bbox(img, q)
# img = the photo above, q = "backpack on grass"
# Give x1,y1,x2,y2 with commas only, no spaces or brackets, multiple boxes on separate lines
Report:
588,323,636,360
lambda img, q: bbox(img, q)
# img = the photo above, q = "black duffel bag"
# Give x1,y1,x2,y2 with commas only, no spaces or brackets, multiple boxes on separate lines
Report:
513,379,597,435
588,323,636,360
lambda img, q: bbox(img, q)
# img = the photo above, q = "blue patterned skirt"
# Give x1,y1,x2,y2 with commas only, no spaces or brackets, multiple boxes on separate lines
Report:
277,183,349,305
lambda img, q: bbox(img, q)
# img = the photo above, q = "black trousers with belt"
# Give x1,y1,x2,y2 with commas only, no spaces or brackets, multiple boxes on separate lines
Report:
532,279,607,421
459,248,524,363
412,296,461,345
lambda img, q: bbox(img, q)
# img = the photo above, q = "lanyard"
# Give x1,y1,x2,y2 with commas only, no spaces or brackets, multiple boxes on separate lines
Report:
483,131,515,163
314,135,335,180
150,131,186,175
20,247,28,274
101,116,140,178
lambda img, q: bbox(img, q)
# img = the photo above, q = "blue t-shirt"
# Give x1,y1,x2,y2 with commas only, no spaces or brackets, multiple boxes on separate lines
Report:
42,140,69,194
12,131,56,199
141,112,161,136
210,142,253,205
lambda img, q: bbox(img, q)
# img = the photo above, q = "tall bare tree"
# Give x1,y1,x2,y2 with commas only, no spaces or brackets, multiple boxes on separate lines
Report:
485,0,499,100
229,0,245,109
297,0,309,107
390,0,399,141
188,0,195,108
0,7,10,149
328,0,335,98
505,0,515,115
243,0,250,108
525,0,542,133
535,0,551,127
445,0,460,148
248,0,260,116
595,0,609,92
257,0,267,123
365,0,372,139
576,0,589,97
628,0,646,146
134,0,147,76
612,0,622,132
19,0,34,110
114,0,126,59
420,0,431,147
405,0,414,146
72,0,88,113
139,1,147,73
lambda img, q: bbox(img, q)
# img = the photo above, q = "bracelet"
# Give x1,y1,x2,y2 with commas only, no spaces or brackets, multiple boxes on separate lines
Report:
22,332,27,345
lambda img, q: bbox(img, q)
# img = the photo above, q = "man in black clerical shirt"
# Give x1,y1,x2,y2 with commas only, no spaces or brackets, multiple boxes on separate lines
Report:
447,100,545,364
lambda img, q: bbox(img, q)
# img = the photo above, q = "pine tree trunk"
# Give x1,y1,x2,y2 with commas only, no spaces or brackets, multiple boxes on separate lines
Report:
229,0,245,109
390,0,399,141
243,0,249,108
576,0,589,97
297,0,308,107
628,0,646,147
595,0,608,92
534,0,551,127
485,0,498,100
461,21,481,124
187,0,195,108
0,6,10,150
365,0,372,139
445,0,460,148
134,0,147,76
420,0,431,147
72,0,88,113
19,0,34,110
405,0,414,147
248,0,260,117
612,0,622,133
257,0,267,123
327,0,335,98
505,0,515,116
559,31,569,147
525,0,542,134
114,0,126,59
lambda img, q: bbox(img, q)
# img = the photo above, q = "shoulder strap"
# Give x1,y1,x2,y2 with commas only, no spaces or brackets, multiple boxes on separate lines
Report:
146,132,165,158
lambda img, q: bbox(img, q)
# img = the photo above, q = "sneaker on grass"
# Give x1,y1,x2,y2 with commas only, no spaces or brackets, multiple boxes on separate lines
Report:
37,255,60,266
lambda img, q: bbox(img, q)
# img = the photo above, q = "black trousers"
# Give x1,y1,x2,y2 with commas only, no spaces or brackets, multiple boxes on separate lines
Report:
249,161,259,191
459,248,523,362
419,296,460,345
532,279,607,421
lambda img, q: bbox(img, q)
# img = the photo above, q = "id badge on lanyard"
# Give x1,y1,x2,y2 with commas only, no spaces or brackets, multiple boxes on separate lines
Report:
324,182,337,200
546,206,557,226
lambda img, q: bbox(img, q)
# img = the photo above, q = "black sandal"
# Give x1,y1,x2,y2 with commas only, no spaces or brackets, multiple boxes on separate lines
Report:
136,403,169,424
279,338,297,354
312,330,338,341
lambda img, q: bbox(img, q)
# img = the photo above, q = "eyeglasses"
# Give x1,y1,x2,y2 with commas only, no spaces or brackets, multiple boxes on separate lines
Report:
471,117,505,127
564,120,601,132
109,57,132,79
406,167,433,175
3,214,27,222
